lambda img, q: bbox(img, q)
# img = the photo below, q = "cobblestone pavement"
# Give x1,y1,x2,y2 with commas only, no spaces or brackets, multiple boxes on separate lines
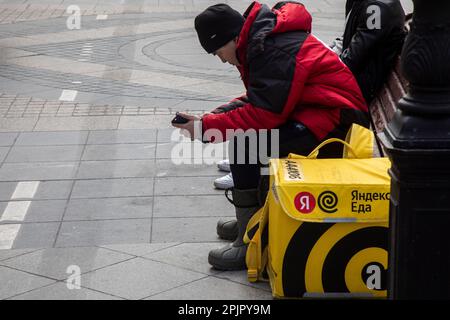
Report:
0,0,413,300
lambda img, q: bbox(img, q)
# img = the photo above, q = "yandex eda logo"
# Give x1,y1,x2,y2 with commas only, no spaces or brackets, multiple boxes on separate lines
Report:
294,192,316,214
318,191,338,213
294,191,339,214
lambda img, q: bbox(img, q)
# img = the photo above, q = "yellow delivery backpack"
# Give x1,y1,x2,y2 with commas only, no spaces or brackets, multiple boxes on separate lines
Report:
245,124,391,298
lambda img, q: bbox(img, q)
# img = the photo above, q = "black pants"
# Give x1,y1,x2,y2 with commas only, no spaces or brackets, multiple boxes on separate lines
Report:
229,122,350,192
229,121,346,191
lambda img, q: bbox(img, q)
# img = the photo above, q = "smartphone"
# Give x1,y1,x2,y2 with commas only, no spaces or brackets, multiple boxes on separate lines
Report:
171,113,190,124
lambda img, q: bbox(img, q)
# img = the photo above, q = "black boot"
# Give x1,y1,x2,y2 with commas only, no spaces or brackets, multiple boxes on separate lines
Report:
208,188,260,270
216,219,238,241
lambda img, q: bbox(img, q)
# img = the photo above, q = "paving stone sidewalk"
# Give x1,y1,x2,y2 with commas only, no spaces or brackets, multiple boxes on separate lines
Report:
0,128,273,300
0,244,272,300
0,0,413,300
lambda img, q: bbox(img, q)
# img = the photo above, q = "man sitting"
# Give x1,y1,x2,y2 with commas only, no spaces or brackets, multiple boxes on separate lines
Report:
173,1,369,270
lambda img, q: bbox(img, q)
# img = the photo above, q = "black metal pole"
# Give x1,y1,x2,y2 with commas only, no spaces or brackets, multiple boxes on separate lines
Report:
379,0,450,299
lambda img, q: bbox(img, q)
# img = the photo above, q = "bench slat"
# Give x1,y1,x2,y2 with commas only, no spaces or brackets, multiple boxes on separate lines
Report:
387,71,406,103
379,85,398,121
370,97,389,133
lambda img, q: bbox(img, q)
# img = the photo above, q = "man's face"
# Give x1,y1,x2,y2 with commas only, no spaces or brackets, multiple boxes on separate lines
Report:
213,39,240,66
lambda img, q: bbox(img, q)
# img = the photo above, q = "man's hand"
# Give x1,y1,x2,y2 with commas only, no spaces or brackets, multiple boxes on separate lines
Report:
171,112,201,140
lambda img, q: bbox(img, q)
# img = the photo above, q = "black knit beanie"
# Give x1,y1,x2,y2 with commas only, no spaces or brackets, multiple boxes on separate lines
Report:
194,4,245,54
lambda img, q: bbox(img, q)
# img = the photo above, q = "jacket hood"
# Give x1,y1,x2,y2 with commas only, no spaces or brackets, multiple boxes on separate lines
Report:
271,1,312,34
237,1,312,66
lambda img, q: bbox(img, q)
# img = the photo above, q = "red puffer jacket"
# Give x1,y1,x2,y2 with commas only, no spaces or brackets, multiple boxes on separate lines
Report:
202,1,369,142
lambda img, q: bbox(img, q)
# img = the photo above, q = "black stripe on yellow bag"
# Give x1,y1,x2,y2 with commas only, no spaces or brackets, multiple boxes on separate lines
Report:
245,124,390,298
281,222,388,297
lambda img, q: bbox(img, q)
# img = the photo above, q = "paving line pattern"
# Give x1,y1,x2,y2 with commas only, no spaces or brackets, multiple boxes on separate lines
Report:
0,92,209,118
0,181,40,249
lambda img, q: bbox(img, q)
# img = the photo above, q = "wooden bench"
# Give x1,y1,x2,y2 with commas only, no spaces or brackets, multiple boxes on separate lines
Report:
369,57,407,156
369,16,411,156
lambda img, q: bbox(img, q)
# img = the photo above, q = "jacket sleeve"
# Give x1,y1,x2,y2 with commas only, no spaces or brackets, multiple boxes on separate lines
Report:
211,95,249,114
340,2,394,73
202,45,306,141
